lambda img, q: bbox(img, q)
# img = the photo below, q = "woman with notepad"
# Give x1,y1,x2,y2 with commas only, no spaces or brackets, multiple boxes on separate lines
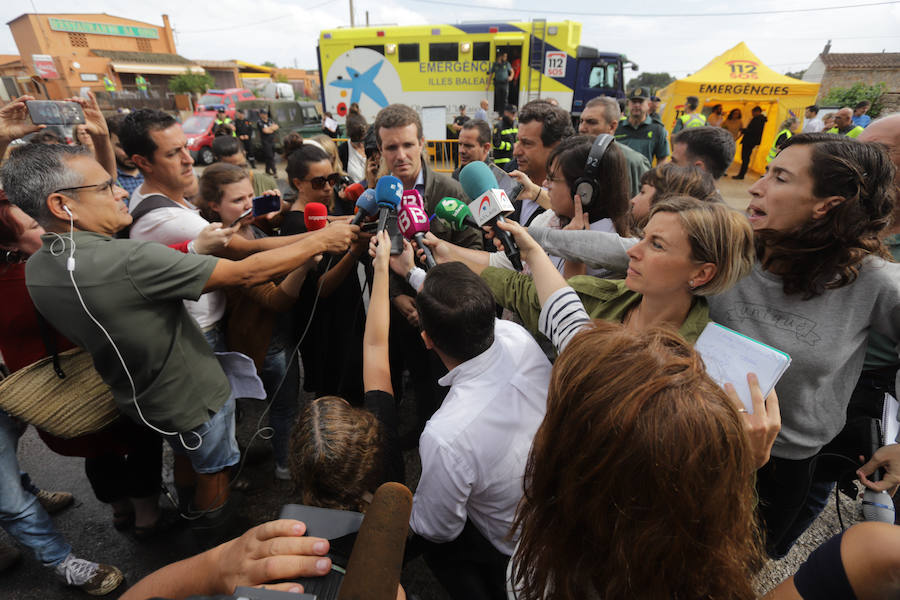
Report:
521,133,900,559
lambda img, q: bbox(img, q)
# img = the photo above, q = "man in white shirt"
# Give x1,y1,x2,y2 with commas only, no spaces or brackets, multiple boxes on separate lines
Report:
802,105,824,134
410,262,551,600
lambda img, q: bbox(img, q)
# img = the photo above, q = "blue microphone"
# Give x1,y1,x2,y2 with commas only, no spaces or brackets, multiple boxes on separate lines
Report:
375,176,403,233
350,189,378,226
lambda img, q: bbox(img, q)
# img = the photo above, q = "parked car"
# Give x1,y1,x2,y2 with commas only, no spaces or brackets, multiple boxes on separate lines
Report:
235,99,324,156
195,88,256,117
183,111,217,165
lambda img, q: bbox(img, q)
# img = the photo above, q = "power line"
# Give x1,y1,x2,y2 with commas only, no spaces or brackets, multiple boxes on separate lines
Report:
179,0,338,34
407,0,900,17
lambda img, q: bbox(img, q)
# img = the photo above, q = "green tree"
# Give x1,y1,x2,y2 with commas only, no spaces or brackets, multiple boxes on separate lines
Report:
168,70,214,95
626,72,675,92
821,82,887,118
262,61,277,68
784,69,806,80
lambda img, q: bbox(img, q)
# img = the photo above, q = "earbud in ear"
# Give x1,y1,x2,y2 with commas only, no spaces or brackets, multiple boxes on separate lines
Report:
63,205,72,217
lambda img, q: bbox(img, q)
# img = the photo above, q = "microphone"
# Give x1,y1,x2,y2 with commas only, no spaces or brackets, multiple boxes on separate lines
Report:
401,189,424,210
304,202,328,232
397,205,436,269
434,197,480,232
345,182,365,204
459,161,522,271
350,189,378,226
337,482,412,600
862,420,896,523
374,176,403,233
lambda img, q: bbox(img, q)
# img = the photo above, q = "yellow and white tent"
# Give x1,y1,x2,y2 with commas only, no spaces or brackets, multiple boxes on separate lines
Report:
658,42,819,176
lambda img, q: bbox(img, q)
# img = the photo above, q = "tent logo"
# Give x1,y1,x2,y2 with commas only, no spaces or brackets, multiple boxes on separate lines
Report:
726,60,759,80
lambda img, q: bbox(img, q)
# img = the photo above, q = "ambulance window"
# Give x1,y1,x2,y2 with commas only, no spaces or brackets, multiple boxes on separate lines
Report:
588,63,610,88
429,43,458,62
472,42,491,61
399,43,420,62
356,44,385,55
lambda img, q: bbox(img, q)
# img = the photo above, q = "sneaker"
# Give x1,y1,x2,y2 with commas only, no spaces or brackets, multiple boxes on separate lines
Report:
274,463,291,481
0,543,21,573
36,489,74,515
53,554,124,596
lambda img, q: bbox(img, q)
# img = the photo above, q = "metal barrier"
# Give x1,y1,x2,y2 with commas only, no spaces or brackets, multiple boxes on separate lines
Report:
427,139,458,173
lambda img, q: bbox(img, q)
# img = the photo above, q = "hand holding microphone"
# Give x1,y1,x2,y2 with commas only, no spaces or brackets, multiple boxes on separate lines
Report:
304,202,329,232
459,161,523,271
350,189,378,226
858,425,898,523
375,176,403,232
397,205,436,269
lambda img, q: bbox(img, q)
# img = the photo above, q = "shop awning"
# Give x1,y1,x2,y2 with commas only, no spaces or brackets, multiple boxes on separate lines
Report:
111,63,205,75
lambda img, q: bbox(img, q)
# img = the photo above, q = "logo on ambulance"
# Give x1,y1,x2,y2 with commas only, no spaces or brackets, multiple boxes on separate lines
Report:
326,48,402,119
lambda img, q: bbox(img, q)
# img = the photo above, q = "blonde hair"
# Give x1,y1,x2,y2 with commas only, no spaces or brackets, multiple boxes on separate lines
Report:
311,134,345,175
649,196,754,296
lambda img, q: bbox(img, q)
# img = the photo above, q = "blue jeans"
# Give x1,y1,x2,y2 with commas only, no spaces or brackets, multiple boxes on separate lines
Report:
166,396,240,474
260,346,301,467
0,412,71,566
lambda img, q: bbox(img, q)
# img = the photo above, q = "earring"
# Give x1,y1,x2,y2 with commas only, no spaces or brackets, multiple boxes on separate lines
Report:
689,279,694,288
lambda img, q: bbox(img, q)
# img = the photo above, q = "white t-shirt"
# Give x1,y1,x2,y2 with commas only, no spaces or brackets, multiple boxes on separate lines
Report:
128,184,225,330
410,319,551,555
347,144,366,183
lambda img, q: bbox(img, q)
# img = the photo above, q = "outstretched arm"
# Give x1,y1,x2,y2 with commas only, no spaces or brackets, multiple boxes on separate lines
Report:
364,230,393,394
528,227,636,274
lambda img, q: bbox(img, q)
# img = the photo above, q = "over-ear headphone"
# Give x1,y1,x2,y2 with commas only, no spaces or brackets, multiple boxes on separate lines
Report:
574,133,614,209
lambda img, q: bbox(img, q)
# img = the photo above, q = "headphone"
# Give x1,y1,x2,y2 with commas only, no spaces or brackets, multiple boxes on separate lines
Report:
573,133,614,209
63,205,72,217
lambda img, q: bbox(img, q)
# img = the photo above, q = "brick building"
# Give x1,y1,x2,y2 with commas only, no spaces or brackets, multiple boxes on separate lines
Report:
803,45,900,113
3,13,202,100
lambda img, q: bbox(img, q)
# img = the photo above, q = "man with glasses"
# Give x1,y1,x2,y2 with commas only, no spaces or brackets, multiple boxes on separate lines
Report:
2,143,356,542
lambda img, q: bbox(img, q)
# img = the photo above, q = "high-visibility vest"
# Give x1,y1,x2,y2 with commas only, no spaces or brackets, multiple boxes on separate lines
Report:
678,112,707,128
214,118,236,137
135,75,148,91
103,76,116,92
767,129,793,163
826,125,864,139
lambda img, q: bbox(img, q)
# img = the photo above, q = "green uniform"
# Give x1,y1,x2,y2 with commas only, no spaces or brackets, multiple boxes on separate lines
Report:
135,75,148,91
617,142,652,198
614,117,669,164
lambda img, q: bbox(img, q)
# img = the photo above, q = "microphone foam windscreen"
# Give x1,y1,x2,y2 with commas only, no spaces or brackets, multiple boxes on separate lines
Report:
337,482,412,600
304,202,328,231
345,183,365,203
459,160,497,201
401,189,424,210
355,189,378,216
375,176,403,209
397,205,430,240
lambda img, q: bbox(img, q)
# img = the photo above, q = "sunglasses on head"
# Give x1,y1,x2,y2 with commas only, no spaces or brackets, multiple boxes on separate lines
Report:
304,173,341,190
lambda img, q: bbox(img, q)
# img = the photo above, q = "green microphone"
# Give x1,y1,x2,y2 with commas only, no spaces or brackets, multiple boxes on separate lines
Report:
434,197,480,231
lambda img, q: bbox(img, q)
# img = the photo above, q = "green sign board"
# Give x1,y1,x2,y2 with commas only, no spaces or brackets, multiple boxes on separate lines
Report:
48,18,159,40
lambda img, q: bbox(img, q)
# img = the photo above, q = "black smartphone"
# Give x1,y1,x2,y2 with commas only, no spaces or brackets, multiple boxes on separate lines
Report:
252,195,281,217
490,163,523,201
26,101,85,125
385,212,404,255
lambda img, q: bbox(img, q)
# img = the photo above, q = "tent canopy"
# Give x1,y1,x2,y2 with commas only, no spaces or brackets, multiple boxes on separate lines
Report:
658,42,819,176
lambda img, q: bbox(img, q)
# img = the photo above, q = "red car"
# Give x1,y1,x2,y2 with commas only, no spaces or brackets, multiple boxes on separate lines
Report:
183,111,218,165
195,88,256,118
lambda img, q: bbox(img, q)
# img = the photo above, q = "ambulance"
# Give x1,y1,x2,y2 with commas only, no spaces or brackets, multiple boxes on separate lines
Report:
317,20,636,128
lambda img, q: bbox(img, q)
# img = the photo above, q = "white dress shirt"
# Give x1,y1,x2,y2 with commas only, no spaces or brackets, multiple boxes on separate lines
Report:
410,319,551,555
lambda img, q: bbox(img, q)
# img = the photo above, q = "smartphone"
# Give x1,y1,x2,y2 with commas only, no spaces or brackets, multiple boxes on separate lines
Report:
385,212,404,255
490,163,523,202
252,195,281,217
26,101,85,125
360,220,378,233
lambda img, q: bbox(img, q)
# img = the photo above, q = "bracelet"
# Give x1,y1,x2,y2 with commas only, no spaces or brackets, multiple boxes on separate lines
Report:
187,240,197,254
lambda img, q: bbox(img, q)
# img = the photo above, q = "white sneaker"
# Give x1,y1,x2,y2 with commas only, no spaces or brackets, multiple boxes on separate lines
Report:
275,463,291,481
53,553,123,596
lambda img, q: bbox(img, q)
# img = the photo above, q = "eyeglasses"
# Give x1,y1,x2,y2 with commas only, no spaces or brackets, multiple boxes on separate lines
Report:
303,173,341,190
53,179,115,196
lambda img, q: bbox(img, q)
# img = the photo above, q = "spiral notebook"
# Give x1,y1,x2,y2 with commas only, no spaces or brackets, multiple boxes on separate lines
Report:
694,322,792,414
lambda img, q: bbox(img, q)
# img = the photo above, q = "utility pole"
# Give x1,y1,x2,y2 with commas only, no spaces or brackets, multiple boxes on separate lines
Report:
349,0,355,27
365,11,370,26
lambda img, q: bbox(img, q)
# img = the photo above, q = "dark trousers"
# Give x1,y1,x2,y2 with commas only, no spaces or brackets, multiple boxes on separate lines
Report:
418,520,510,600
737,141,758,178
493,83,508,114
241,138,255,166
83,423,162,503
262,142,276,176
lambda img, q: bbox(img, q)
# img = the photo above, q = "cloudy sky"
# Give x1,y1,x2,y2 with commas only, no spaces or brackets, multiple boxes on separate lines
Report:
2,0,898,78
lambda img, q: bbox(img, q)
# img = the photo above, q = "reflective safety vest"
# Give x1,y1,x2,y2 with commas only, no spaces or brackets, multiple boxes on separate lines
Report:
135,75,148,91
492,124,517,165
827,125,864,139
767,129,793,163
678,112,707,128
103,76,116,92
214,117,236,137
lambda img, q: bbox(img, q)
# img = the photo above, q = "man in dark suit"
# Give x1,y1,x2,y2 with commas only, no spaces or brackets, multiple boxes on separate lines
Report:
734,106,767,180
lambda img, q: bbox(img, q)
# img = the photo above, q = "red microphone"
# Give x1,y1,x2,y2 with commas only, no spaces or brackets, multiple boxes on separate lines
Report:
345,182,365,204
397,205,436,269
304,201,328,232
